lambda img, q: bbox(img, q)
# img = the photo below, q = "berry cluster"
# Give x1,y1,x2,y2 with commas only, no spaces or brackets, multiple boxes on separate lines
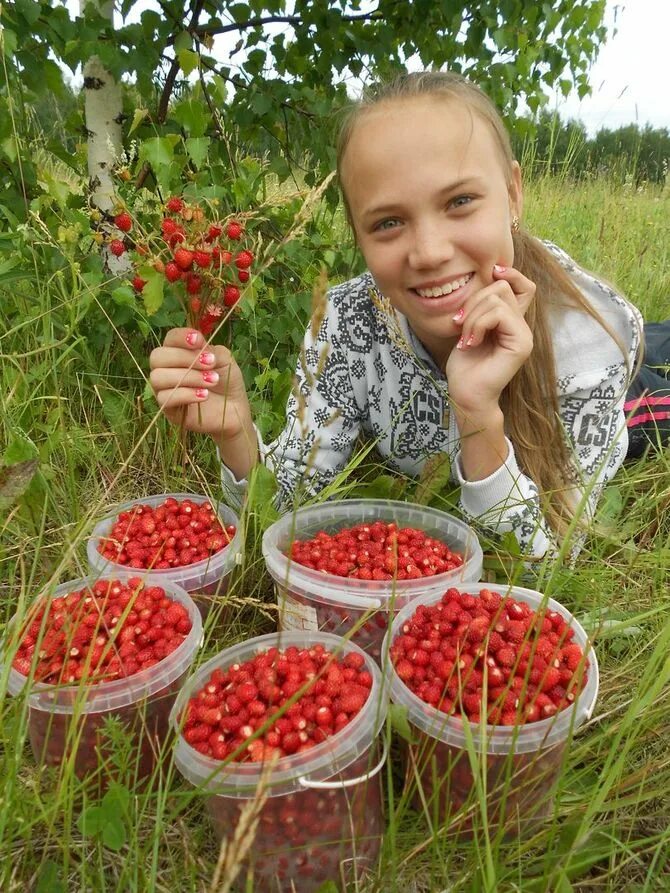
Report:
181,645,372,762
391,588,588,726
105,197,256,335
288,521,464,580
97,497,236,570
207,747,383,892
12,578,193,685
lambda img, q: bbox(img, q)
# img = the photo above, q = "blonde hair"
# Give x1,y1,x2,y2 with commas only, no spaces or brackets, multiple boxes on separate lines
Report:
336,70,633,542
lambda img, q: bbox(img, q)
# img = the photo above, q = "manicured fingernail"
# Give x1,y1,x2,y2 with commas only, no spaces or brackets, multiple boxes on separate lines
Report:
457,336,465,350
195,388,208,398
185,332,199,346
202,370,219,384
199,351,215,365
452,307,464,322
493,264,507,273
466,334,475,346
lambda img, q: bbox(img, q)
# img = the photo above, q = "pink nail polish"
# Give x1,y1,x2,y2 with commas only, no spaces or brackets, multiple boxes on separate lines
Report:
202,370,219,384
199,351,215,365
466,334,475,347
185,332,199,346
452,307,464,322
195,388,208,398
493,264,507,273
457,336,464,350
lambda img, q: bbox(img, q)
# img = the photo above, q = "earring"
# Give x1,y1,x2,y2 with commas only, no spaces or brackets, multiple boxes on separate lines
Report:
511,215,520,233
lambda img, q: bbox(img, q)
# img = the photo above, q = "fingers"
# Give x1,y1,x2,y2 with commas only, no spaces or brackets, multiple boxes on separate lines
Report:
150,366,221,394
492,264,536,313
163,328,205,350
457,303,533,354
154,386,210,415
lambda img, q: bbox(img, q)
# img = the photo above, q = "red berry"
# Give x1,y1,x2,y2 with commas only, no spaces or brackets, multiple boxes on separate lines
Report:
235,250,253,270
223,285,241,307
193,250,211,268
114,212,132,232
109,239,126,257
131,276,147,293
238,269,250,283
226,221,243,240
174,248,194,271
165,262,181,282
166,197,184,213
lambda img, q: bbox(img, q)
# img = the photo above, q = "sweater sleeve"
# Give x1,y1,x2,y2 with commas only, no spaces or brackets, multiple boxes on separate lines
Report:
220,295,364,509
453,245,642,559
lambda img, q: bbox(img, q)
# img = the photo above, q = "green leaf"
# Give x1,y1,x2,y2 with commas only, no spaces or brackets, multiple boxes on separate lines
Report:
77,805,106,837
137,267,165,315
102,782,130,815
138,136,176,170
389,703,416,743
3,431,38,465
185,136,210,168
0,28,17,57
315,882,339,893
173,99,209,137
35,860,65,893
129,108,149,135
177,49,199,75
111,285,136,308
173,30,192,52
101,817,126,851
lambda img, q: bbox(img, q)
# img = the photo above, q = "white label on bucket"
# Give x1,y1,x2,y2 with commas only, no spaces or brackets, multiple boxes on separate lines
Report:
279,596,319,631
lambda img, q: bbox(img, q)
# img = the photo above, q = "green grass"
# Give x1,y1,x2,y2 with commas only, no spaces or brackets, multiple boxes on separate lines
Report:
1,173,669,892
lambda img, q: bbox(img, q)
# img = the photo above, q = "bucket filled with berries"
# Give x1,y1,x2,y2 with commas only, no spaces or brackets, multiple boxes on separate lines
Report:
384,583,598,836
262,499,483,661
87,493,241,616
3,573,202,781
170,631,388,893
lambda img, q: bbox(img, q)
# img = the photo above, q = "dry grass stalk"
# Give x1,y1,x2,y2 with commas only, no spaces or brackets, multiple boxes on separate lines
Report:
207,755,278,893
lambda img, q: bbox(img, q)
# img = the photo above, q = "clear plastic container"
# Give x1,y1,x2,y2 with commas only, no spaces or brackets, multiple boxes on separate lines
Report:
170,631,388,893
3,572,203,781
263,500,483,662
384,583,599,837
87,493,242,616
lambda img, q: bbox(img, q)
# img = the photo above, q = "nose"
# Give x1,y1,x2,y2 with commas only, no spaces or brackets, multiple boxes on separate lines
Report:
407,219,454,270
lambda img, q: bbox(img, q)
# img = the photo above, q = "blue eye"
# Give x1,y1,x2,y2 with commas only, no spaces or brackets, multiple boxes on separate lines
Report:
450,195,473,209
375,218,401,232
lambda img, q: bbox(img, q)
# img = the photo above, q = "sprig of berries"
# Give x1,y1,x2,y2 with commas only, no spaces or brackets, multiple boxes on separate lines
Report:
182,645,372,761
97,497,236,570
289,521,464,580
391,588,588,725
102,197,257,335
12,578,193,685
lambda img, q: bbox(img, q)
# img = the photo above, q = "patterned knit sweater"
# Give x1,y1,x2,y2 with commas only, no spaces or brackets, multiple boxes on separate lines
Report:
221,243,642,557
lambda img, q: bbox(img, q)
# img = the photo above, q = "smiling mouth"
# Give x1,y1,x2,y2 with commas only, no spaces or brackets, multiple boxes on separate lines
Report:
414,273,474,299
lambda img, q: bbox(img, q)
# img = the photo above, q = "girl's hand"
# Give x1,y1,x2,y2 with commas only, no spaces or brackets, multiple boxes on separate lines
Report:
149,328,252,442
446,265,535,414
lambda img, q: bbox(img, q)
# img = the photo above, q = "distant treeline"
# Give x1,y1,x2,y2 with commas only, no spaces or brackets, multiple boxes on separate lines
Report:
512,111,670,184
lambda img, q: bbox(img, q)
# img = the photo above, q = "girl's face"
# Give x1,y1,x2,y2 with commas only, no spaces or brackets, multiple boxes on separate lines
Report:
340,97,523,366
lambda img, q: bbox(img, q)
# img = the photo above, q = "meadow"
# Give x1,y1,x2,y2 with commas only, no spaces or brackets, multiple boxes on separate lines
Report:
0,170,669,892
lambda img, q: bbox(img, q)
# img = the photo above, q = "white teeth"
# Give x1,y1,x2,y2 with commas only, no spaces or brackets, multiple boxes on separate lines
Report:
416,273,473,298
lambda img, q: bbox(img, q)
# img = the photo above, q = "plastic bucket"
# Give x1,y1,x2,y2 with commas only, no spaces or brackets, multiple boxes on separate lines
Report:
263,499,483,661
3,572,203,781
384,583,599,836
170,631,388,893
87,493,242,616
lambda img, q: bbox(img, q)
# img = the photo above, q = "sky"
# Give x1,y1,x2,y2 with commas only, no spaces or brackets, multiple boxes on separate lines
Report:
546,0,670,134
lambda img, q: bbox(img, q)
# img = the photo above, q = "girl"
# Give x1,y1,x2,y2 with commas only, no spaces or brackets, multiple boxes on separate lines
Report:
149,71,654,559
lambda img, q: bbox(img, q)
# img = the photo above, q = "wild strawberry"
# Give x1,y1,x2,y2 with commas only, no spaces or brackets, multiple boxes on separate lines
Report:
226,220,243,240
205,224,222,242
114,212,132,232
165,262,181,282
186,274,202,294
174,248,194,271
238,269,250,283
166,197,184,213
109,239,126,256
131,276,147,293
223,285,241,307
235,250,253,270
161,217,179,236
193,250,212,268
